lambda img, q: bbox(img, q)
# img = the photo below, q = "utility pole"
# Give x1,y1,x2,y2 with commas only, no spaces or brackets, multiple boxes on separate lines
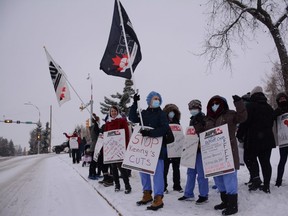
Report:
49,105,52,153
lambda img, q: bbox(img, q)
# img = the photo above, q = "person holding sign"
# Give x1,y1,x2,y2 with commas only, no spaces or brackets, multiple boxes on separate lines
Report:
104,105,132,194
63,130,81,164
178,99,209,204
88,114,101,180
273,92,288,187
163,103,183,193
204,95,247,216
129,91,170,211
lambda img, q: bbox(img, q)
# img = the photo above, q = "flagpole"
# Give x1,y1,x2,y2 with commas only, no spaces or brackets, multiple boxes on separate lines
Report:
116,0,144,127
43,46,91,115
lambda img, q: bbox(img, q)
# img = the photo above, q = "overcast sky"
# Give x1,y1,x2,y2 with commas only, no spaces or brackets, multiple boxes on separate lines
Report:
0,0,280,150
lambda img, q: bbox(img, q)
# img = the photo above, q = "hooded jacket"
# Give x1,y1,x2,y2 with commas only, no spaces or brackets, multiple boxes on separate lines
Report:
163,103,181,124
204,95,247,170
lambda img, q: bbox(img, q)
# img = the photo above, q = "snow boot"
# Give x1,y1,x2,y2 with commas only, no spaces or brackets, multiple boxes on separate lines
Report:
124,184,132,194
99,174,113,186
275,179,282,187
214,192,228,210
136,190,153,206
222,194,238,215
147,195,164,211
248,177,262,191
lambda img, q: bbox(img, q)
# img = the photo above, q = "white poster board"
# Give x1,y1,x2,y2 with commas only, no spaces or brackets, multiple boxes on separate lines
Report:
122,126,163,175
277,113,288,148
167,124,185,158
93,133,104,162
69,137,78,149
103,129,126,164
200,124,235,178
180,126,199,169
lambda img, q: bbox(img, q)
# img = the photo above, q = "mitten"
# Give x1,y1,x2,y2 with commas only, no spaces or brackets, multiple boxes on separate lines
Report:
133,94,140,103
232,95,241,102
140,129,150,137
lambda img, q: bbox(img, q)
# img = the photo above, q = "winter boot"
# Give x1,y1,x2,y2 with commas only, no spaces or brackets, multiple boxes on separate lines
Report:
136,190,153,206
147,195,164,211
214,192,228,210
222,194,238,215
99,174,113,186
275,179,282,187
248,177,262,191
260,184,271,193
124,184,132,194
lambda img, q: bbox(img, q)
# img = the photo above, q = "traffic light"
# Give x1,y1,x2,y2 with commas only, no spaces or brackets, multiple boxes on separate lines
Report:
86,119,90,128
37,133,41,141
4,119,13,123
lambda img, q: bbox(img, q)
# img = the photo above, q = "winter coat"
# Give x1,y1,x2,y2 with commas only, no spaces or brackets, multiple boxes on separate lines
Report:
244,92,276,153
89,122,100,151
190,112,206,151
273,92,288,119
204,95,247,170
129,102,170,159
104,116,130,147
163,103,181,124
64,132,81,147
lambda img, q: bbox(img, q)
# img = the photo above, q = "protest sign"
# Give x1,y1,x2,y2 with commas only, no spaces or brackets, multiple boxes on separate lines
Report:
93,133,104,162
103,129,126,164
122,126,163,175
69,137,78,149
167,124,185,158
277,113,288,148
180,126,199,168
200,124,235,178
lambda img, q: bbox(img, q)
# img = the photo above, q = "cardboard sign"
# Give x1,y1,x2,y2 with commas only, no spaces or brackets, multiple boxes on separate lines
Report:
103,129,126,164
200,124,235,178
122,126,163,175
93,134,104,162
277,113,288,148
167,124,185,158
69,137,78,149
180,126,199,168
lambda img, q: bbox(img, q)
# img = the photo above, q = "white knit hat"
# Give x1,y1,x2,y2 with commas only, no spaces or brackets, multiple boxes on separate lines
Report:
251,86,263,95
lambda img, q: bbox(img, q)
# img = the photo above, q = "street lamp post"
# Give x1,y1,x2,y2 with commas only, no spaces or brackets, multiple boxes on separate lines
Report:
24,102,41,154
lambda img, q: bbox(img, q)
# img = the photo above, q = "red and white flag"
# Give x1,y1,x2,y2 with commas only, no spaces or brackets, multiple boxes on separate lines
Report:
44,47,71,106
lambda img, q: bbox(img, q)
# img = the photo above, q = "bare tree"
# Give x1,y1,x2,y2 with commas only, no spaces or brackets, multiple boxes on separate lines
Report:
264,62,285,108
203,0,288,91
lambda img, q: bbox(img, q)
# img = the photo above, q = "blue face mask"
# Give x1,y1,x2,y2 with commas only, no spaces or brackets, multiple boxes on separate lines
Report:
168,111,175,119
151,100,160,108
190,109,199,116
212,104,220,112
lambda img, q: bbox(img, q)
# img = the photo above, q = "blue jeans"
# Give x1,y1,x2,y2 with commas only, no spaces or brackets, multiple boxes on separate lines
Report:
184,151,209,198
213,171,238,194
140,159,164,196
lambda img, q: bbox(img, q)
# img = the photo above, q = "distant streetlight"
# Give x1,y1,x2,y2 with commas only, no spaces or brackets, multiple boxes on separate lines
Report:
24,102,41,154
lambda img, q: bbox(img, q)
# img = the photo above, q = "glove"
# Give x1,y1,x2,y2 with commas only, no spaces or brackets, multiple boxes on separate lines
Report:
232,95,241,102
140,129,150,137
133,94,140,103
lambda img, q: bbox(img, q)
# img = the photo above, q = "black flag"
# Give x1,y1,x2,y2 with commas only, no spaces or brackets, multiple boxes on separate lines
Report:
100,0,142,79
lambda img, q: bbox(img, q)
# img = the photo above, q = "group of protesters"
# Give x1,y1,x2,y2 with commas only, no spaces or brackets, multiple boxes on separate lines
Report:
63,86,288,216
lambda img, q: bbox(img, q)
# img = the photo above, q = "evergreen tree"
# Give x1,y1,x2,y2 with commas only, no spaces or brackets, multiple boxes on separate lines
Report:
28,123,42,155
0,137,15,156
41,122,50,153
100,79,135,117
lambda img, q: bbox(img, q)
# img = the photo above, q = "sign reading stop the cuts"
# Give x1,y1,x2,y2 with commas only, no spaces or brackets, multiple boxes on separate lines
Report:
103,129,126,164
277,113,288,148
122,126,163,175
167,124,185,158
199,124,235,178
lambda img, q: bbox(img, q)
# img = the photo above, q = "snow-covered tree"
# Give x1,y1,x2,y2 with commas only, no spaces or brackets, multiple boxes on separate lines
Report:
100,79,135,117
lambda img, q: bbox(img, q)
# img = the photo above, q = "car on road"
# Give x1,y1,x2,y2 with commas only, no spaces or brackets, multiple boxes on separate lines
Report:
52,142,69,154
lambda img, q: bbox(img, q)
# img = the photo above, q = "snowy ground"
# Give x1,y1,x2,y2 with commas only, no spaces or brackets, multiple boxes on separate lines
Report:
0,149,288,216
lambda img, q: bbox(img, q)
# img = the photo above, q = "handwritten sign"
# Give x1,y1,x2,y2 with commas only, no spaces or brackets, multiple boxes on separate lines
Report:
69,137,78,149
103,129,126,164
167,124,185,158
122,126,163,175
180,126,199,168
93,133,104,162
199,124,235,178
277,113,288,148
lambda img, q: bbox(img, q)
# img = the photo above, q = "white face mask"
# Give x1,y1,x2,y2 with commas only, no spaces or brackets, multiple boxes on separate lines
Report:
212,104,220,112
168,111,175,119
190,109,199,116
